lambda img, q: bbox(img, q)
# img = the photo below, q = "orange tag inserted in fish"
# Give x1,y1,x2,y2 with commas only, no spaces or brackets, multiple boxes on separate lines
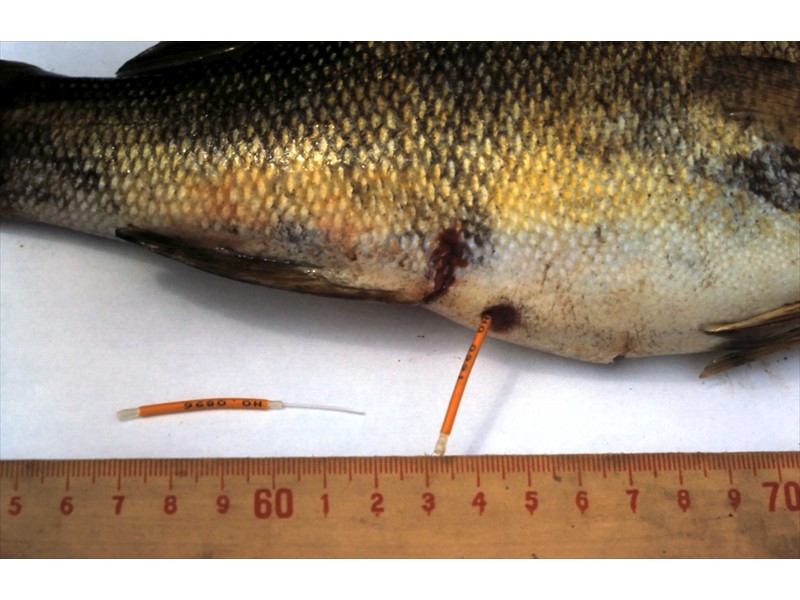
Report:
434,313,492,456
117,398,364,420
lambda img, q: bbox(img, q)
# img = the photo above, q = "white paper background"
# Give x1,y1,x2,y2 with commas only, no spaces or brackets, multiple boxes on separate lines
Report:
1,41,798,460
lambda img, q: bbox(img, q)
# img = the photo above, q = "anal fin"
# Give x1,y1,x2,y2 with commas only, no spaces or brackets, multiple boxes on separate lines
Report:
116,227,409,303
701,302,800,377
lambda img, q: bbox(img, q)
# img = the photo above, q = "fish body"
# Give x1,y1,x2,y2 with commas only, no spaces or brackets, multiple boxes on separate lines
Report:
1,42,798,367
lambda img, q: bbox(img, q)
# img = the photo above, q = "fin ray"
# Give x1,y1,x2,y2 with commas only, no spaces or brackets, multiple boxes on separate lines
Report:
704,56,800,148
116,42,259,78
701,302,800,377
116,227,410,303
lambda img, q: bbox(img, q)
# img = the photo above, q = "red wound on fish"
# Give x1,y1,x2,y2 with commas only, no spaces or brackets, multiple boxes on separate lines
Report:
482,303,521,332
424,226,469,302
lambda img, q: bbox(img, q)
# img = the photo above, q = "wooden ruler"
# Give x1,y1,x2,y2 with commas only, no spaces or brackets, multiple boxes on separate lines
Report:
1,453,798,558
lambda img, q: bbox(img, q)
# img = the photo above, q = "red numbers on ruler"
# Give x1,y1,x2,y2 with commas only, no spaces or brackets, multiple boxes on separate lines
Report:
370,492,385,517
7,496,22,516
164,495,177,515
10,472,799,522
472,491,487,515
762,481,800,512
112,495,125,515
786,482,800,511
321,493,330,517
575,491,589,514
524,491,539,515
677,489,691,512
626,489,639,513
254,488,293,519
763,482,780,511
60,496,74,516
421,492,435,516
727,489,741,511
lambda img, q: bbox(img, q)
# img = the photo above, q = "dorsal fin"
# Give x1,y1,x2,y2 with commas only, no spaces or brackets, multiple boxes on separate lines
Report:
0,59,61,85
0,59,65,110
704,56,800,148
116,42,259,77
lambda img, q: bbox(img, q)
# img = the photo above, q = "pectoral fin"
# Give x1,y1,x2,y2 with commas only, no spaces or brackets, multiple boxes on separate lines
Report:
700,302,800,377
704,56,800,148
116,227,410,303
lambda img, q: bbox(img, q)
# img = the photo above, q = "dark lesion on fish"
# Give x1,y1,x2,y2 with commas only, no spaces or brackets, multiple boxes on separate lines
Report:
594,225,606,243
482,303,521,332
423,226,469,302
422,218,494,302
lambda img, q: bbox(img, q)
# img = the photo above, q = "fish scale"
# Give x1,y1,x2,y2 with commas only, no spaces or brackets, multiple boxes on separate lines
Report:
1,42,798,370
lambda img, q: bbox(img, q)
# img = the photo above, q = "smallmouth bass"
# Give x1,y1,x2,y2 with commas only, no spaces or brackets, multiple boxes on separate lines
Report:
1,42,798,373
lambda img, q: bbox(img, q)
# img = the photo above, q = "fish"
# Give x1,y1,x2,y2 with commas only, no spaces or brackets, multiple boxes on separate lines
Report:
1,42,798,375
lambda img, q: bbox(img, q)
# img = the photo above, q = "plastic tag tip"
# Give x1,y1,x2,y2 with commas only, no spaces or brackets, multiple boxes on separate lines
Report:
117,408,140,421
433,433,449,456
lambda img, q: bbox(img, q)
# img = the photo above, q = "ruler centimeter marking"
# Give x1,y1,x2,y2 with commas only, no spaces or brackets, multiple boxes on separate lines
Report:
1,453,798,558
